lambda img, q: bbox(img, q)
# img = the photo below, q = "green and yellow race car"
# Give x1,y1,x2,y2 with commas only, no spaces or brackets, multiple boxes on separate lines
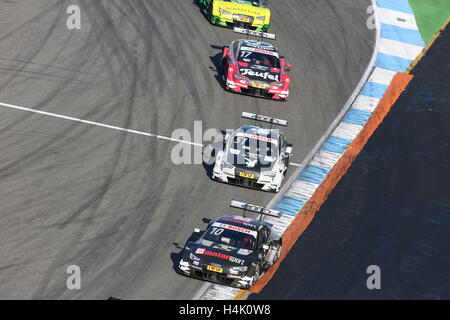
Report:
199,0,271,32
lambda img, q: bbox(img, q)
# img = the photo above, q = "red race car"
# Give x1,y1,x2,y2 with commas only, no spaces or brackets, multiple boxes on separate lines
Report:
220,36,291,101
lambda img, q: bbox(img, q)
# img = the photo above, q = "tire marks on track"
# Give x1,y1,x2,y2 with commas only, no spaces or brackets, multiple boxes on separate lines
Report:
0,0,373,299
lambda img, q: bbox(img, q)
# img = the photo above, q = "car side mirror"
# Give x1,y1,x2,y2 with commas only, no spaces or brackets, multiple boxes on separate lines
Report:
285,142,293,156
194,228,201,233
285,63,292,72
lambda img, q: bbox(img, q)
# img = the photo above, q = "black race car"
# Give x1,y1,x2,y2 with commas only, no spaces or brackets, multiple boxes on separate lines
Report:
178,201,283,289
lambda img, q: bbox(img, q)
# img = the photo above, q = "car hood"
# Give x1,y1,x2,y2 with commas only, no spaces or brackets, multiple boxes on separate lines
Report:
238,65,281,83
189,240,255,268
226,147,277,173
216,1,269,16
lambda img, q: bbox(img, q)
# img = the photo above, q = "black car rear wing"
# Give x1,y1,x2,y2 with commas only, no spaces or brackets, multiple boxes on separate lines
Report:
230,200,282,219
233,27,276,40
241,112,288,127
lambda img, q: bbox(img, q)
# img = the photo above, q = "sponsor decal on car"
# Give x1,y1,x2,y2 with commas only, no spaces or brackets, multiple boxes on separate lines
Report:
207,265,223,273
213,245,232,251
239,172,255,179
229,256,245,266
250,65,269,71
235,16,250,22
196,248,246,266
251,82,267,89
212,222,258,237
240,46,278,57
226,224,254,235
221,7,260,16
195,248,206,255
239,68,280,81
202,250,231,260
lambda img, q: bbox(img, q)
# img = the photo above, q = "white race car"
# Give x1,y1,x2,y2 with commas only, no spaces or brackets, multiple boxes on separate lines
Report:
212,112,292,192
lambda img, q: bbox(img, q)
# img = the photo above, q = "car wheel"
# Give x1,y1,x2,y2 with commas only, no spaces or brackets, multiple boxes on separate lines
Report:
273,243,281,263
252,263,261,286
220,59,228,85
206,2,213,23
285,157,290,168
220,58,228,75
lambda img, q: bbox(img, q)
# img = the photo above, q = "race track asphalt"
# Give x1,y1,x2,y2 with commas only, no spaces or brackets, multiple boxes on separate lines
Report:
0,0,373,299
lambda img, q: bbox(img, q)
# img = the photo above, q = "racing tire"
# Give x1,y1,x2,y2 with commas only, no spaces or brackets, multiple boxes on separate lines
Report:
220,58,228,87
220,57,228,76
272,242,282,264
251,263,261,287
206,1,214,23
262,242,281,271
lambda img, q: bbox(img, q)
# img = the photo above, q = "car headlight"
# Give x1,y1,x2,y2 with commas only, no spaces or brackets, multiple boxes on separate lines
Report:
221,160,235,170
272,82,284,87
231,266,248,272
189,253,200,262
256,16,266,21
219,8,232,15
234,73,247,81
262,171,276,178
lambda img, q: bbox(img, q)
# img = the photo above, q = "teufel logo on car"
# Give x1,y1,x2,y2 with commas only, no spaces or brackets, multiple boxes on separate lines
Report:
239,68,280,81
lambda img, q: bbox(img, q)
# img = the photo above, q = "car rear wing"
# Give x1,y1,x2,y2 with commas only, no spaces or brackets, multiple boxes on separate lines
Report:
241,112,288,127
233,27,276,40
230,200,282,219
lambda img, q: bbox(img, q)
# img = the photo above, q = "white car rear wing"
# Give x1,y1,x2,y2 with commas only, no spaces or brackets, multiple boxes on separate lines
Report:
241,112,288,127
233,27,276,40
230,200,282,219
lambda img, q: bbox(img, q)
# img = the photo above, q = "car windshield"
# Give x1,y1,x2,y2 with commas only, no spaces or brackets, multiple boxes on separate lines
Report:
228,0,261,7
203,225,256,250
227,132,278,169
238,47,280,68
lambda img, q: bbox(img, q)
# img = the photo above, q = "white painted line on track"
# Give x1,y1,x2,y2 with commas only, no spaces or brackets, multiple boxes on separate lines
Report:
0,101,204,147
0,101,304,168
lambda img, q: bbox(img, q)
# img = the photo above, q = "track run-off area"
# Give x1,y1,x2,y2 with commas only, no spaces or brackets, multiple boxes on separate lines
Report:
0,1,373,299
